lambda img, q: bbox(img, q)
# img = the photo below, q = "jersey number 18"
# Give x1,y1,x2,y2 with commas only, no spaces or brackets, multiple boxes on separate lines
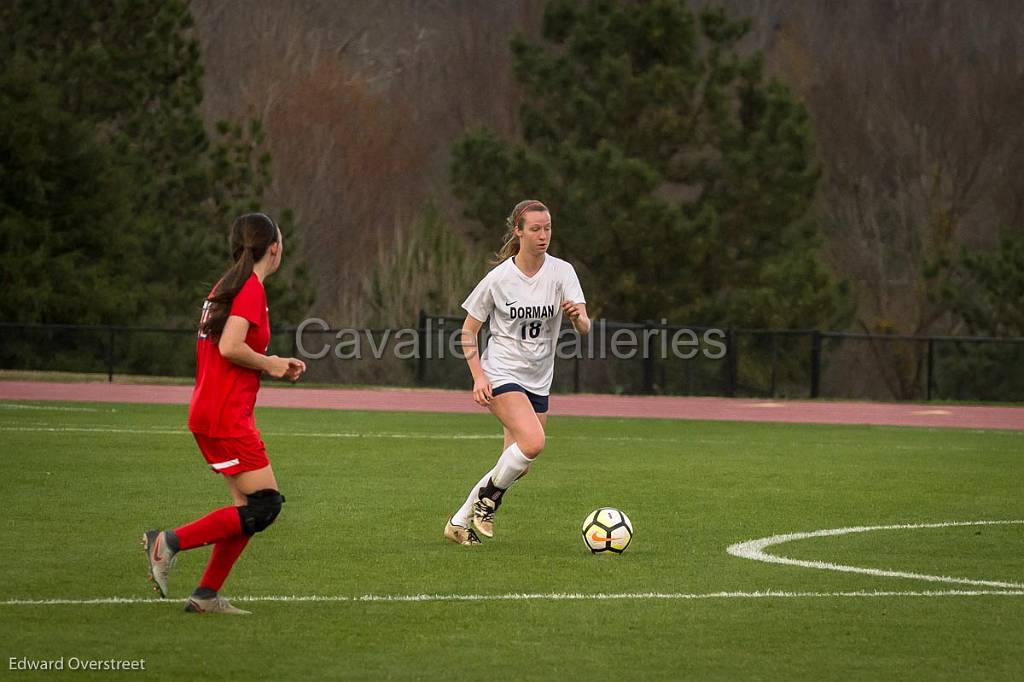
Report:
520,321,542,339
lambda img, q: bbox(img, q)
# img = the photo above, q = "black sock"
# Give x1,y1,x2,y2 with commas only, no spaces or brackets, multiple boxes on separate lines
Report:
164,530,181,553
192,587,217,599
478,478,506,504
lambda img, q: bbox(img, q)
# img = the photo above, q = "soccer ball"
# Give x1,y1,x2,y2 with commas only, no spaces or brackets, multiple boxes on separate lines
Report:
581,507,633,554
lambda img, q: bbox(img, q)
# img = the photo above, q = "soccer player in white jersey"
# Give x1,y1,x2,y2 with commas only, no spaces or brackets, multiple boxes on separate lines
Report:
444,200,591,545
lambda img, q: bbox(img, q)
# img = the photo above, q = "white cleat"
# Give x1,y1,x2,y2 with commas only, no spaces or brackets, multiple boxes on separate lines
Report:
184,595,251,615
444,520,482,545
142,529,177,598
472,497,497,538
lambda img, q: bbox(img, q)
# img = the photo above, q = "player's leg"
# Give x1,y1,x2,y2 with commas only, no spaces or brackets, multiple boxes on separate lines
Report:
145,434,278,609
184,465,282,615
163,447,276,555
142,435,251,598
489,390,546,458
499,409,546,466
144,501,243,600
471,391,545,535
445,447,487,545
449,391,543,539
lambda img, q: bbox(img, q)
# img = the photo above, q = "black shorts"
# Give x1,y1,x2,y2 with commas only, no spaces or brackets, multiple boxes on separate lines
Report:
491,383,549,413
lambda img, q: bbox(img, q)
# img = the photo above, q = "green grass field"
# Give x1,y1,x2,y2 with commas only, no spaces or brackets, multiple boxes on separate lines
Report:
1,400,1022,680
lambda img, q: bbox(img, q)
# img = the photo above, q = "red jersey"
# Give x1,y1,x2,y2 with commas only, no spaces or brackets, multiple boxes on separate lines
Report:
188,273,271,437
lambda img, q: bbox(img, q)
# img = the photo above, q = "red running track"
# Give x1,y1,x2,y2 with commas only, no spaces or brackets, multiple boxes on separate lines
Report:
1,380,1022,430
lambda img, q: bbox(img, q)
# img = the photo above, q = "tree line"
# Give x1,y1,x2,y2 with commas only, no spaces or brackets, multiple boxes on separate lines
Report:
0,0,310,331
1,0,1019,398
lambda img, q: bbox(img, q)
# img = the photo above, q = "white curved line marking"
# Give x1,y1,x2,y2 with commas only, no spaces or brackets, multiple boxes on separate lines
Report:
727,520,1024,590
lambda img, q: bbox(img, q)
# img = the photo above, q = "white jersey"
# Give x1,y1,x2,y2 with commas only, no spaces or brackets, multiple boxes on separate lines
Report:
462,255,585,396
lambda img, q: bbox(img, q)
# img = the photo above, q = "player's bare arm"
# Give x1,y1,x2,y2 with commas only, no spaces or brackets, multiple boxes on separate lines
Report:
561,301,591,335
218,315,305,380
462,314,493,406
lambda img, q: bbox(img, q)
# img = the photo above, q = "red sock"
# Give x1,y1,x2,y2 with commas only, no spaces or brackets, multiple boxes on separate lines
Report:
174,506,243,550
198,534,251,592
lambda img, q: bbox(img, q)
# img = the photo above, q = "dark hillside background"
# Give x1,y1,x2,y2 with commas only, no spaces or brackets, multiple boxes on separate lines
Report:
2,1,1020,399
190,0,1024,398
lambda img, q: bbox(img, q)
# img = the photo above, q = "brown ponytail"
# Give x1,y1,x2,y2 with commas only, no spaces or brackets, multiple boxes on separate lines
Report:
200,213,279,338
490,199,548,266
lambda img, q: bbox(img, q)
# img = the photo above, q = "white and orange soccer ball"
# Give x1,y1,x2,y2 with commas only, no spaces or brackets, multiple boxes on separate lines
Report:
581,507,633,554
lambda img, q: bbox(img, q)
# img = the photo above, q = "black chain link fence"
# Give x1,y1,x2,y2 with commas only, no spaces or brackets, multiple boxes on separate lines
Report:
2,317,1022,402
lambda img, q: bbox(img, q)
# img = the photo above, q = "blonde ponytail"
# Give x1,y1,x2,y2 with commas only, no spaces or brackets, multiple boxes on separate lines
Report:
489,199,548,266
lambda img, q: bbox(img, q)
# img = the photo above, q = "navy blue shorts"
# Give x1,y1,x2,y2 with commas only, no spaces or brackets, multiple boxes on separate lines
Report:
491,383,549,413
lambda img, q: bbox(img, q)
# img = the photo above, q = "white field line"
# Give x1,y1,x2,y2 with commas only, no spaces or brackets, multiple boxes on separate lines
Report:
3,589,1023,607
0,403,114,412
0,402,1021,438
727,520,1024,590
0,425,188,436
0,424,995,450
0,424,685,443
0,425,504,440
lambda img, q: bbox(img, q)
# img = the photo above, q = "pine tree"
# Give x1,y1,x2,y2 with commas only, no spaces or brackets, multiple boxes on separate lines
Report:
0,54,139,325
935,231,1024,400
0,0,312,328
452,0,847,329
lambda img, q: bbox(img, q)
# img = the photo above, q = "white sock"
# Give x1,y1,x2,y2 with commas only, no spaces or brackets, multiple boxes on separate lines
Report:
452,471,491,527
451,443,532,527
491,442,531,489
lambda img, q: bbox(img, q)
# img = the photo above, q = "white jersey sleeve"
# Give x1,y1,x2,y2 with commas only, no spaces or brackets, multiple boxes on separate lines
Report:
563,263,585,305
461,271,495,322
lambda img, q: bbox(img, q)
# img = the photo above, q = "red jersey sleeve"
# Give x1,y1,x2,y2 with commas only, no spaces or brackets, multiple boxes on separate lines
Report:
230,275,266,326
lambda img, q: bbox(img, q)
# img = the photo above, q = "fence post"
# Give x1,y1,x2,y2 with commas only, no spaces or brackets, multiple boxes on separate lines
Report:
769,332,778,398
417,310,427,386
574,352,581,393
725,329,738,397
642,320,656,394
926,338,935,401
106,326,115,383
810,331,822,398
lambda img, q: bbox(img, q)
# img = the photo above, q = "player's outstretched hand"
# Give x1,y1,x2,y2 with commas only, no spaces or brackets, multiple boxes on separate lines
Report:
266,355,291,378
283,358,306,382
472,376,493,407
266,355,305,380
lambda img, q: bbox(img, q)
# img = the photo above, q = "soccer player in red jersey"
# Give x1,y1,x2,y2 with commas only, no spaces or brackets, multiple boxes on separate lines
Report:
143,213,306,615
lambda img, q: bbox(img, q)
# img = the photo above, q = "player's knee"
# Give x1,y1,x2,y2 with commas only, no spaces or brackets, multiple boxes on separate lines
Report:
237,488,285,535
519,432,545,458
